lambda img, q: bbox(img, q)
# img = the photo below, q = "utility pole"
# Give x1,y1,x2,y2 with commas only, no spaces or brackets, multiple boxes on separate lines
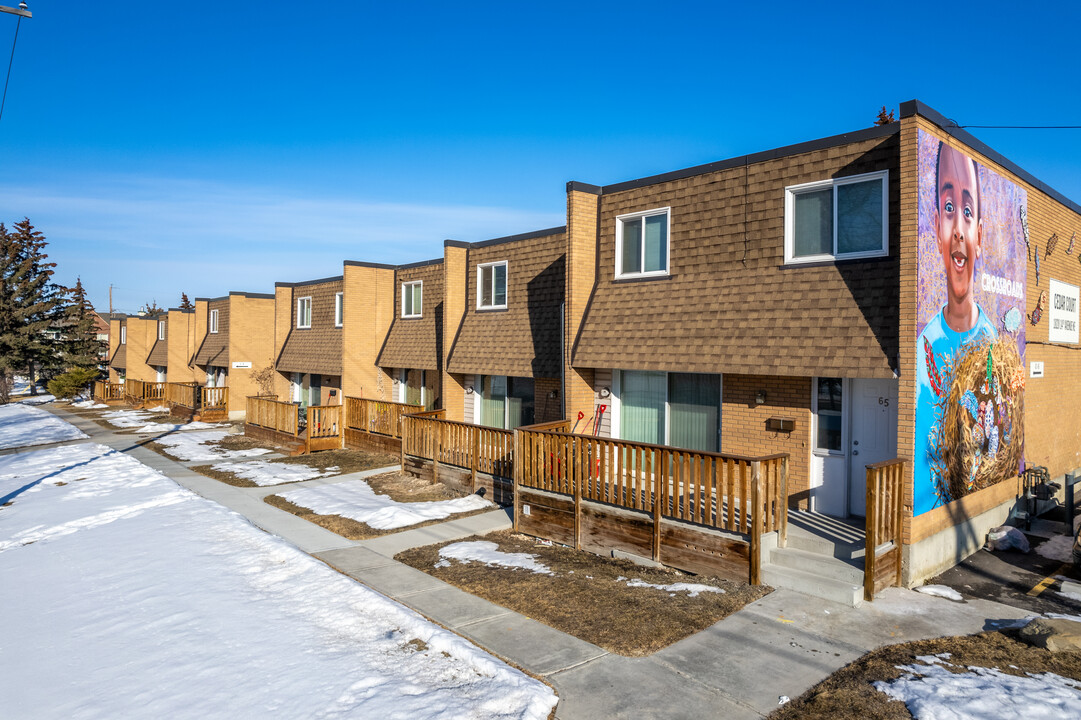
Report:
0,2,31,124
109,285,114,316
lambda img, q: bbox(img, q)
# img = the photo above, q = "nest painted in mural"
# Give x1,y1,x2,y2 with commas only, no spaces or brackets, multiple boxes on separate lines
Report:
932,335,1024,504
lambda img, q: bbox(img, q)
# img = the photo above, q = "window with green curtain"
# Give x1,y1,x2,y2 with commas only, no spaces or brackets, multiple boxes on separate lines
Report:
668,373,720,452
479,375,507,429
406,368,423,406
620,370,665,444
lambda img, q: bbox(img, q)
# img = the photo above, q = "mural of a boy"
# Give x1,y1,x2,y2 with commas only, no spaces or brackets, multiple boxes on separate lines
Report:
914,142,997,515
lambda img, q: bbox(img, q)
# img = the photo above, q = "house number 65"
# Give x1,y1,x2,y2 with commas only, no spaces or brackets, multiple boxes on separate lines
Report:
878,396,889,407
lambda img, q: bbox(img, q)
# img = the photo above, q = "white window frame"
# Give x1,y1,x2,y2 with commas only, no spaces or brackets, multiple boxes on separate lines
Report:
611,370,722,449
209,309,219,334
120,325,126,344
401,281,423,318
477,261,508,310
811,376,848,457
296,296,312,329
334,292,343,327
615,207,671,279
158,321,165,340
784,170,889,265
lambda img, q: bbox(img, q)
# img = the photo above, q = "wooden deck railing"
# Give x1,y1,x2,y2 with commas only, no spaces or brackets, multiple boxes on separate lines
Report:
143,382,166,404
246,396,300,436
124,379,146,404
514,428,788,584
864,458,907,601
343,397,421,438
123,380,166,406
307,404,343,452
201,386,228,413
165,382,200,409
93,381,125,401
401,414,523,487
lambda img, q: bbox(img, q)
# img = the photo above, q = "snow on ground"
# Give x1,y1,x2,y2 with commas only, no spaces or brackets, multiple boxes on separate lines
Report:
915,584,965,602
210,459,339,486
13,393,56,404
1036,535,1075,563
71,400,109,409
0,403,88,450
873,654,1081,719
131,420,225,434
100,409,157,428
279,478,495,530
436,541,553,575
616,576,725,597
151,430,271,462
0,442,556,719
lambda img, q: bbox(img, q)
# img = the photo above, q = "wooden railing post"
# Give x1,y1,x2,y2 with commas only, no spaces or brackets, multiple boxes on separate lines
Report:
432,420,441,482
893,461,905,587
513,429,521,532
400,417,407,474
750,460,762,586
864,465,879,602
780,456,789,548
653,449,665,563
573,436,582,550
471,427,479,493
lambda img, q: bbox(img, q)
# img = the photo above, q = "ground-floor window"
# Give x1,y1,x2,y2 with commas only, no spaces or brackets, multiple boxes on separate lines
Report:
291,372,320,407
206,366,226,388
155,367,167,383
475,375,534,429
616,370,720,453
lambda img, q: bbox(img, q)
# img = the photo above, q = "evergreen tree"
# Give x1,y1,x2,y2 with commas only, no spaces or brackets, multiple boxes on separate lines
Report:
179,292,194,310
0,219,66,399
874,106,896,126
60,278,106,371
140,300,164,315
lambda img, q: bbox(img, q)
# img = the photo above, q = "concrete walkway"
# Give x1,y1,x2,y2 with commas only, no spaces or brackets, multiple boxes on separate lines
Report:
44,405,1035,719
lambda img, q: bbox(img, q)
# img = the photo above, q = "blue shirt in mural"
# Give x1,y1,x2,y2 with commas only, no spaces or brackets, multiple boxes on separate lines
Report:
913,305,997,516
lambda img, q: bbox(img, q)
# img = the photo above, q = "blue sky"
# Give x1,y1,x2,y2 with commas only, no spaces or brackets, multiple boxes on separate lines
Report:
4,2,1079,314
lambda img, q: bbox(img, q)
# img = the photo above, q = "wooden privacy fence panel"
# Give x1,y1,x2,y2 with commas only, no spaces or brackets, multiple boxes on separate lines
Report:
516,430,787,536
864,458,907,601
344,397,420,438
165,382,199,409
245,396,300,436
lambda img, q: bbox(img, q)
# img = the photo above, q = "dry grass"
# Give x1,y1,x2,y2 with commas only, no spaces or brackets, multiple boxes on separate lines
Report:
396,530,771,656
769,630,1081,720
264,471,496,539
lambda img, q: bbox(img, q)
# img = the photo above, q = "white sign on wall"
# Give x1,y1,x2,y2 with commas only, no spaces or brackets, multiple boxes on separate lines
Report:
231,361,252,369
1049,279,1080,345
1030,361,1045,378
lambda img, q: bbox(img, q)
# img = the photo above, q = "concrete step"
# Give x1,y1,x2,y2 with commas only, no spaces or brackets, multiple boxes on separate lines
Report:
785,530,865,560
769,546,864,585
762,562,864,608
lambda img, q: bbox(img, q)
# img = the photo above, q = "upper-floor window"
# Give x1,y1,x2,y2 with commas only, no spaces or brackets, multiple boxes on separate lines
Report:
478,261,507,310
402,281,423,318
120,325,126,344
209,309,219,334
616,208,670,278
784,170,888,264
297,297,312,329
158,321,165,340
334,292,343,327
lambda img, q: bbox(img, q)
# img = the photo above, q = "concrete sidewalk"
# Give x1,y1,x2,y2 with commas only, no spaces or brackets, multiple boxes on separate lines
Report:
45,404,1035,719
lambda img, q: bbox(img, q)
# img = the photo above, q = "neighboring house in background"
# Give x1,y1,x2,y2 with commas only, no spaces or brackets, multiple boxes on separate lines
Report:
377,258,444,411
145,313,169,382
273,276,344,407
443,228,566,429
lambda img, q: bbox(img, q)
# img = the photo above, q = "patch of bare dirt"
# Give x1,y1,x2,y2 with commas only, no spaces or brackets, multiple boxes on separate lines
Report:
769,630,1081,720
396,530,771,656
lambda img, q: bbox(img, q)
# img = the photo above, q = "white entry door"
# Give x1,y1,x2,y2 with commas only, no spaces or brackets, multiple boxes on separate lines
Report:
848,378,898,517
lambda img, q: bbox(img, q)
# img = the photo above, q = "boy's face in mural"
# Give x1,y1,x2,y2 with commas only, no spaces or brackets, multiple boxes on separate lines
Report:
935,144,983,332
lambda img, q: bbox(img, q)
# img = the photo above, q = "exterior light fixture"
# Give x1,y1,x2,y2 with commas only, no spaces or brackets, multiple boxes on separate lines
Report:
599,386,611,398
755,390,766,405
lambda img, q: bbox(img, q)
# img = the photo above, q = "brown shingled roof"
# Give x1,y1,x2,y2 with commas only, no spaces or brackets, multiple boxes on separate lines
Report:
110,342,127,369
377,262,443,371
146,315,168,366
276,278,343,375
571,135,899,378
447,232,565,379
192,299,229,367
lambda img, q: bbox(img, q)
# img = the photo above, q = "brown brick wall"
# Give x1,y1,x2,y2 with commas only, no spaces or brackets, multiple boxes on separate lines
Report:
342,263,396,400
167,309,198,383
534,377,562,423
227,294,276,415
441,245,468,421
902,115,1081,544
721,374,812,507
125,317,157,382
566,188,600,427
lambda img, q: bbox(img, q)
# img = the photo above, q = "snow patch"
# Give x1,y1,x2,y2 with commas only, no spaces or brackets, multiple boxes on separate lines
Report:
152,430,271,462
0,403,88,450
438,541,553,575
616,576,725,597
210,459,338,486
1036,535,1075,564
280,480,494,530
915,584,964,602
